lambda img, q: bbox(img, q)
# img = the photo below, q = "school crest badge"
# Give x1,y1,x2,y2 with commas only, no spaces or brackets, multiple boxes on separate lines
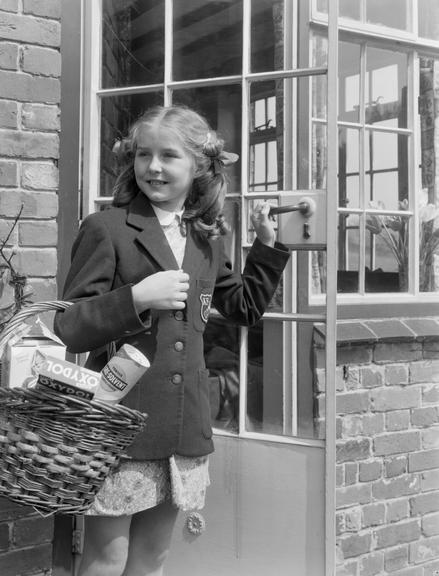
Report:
199,293,212,323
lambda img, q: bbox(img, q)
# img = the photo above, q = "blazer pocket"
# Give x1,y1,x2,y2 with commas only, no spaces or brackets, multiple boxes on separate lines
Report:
193,278,215,332
198,369,213,439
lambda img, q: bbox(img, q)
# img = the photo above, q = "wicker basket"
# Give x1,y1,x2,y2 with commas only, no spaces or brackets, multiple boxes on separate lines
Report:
0,301,147,515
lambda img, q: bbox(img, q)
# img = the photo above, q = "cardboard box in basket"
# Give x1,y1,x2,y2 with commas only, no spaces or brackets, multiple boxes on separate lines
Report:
1,318,66,389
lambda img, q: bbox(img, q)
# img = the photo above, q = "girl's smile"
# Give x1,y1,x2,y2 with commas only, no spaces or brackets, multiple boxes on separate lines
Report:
134,123,196,212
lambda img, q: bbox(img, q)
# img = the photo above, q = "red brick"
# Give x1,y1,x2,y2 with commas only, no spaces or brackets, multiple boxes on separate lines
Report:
340,532,372,559
0,523,10,551
374,431,420,456
386,499,409,523
337,391,370,414
411,407,439,428
370,387,421,412
410,492,439,516
0,190,58,219
29,278,57,301
0,499,33,522
0,100,18,128
0,12,60,46
19,220,57,246
384,455,407,478
337,484,372,508
22,103,60,130
422,512,439,537
384,545,408,572
362,503,385,528
23,0,61,19
0,544,52,576
0,70,60,104
21,161,58,190
0,0,18,12
0,129,59,159
22,45,61,77
13,515,53,547
374,519,420,549
372,474,420,500
410,361,439,384
14,247,57,276
337,438,371,463
359,460,382,482
374,342,423,364
409,534,439,564
361,366,384,388
385,364,409,386
359,552,384,576
409,449,439,472
0,161,17,186
0,41,18,70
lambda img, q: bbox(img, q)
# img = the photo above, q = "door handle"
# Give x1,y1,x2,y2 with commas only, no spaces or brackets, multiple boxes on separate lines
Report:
269,196,316,218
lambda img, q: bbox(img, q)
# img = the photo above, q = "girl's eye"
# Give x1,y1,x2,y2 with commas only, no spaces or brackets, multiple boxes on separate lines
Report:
136,150,150,158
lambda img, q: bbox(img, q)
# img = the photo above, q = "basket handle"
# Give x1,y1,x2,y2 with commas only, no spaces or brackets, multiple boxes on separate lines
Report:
0,300,72,355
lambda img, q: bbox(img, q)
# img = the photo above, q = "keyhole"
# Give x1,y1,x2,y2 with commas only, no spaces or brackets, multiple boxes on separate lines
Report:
303,222,311,239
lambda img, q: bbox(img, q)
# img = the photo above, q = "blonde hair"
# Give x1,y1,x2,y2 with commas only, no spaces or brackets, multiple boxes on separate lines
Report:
112,105,235,239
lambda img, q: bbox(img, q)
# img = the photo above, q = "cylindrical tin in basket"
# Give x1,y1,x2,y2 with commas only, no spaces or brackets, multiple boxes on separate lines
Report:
95,344,150,404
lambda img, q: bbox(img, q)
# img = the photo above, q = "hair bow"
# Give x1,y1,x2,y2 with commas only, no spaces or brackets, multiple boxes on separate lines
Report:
211,151,239,175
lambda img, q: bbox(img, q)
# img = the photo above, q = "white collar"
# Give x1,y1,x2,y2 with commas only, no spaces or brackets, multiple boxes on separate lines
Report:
151,204,184,226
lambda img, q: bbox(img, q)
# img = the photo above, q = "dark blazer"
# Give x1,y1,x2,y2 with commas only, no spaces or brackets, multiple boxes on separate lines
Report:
55,193,290,459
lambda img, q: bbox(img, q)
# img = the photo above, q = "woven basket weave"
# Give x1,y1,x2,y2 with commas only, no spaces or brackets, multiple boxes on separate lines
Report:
0,301,147,515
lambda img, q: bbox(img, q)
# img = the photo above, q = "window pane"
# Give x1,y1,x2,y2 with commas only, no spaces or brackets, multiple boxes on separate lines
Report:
339,127,360,208
366,213,410,292
251,0,284,72
365,131,409,210
101,0,164,89
173,0,243,81
172,85,241,192
365,47,408,129
99,92,164,197
312,123,327,189
312,33,328,120
366,0,410,31
338,213,360,293
204,316,240,434
419,57,439,292
340,0,360,20
249,81,288,191
418,0,439,40
339,42,361,123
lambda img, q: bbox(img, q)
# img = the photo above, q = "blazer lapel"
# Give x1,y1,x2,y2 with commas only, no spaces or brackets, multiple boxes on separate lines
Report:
126,194,179,270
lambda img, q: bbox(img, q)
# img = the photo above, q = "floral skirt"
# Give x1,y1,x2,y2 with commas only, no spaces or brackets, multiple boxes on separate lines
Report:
85,455,210,517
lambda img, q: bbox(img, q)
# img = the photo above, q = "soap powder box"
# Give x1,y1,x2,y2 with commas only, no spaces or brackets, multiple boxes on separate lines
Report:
36,353,101,400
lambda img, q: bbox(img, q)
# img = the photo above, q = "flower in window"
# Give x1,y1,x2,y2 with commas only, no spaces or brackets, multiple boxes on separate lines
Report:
366,191,439,291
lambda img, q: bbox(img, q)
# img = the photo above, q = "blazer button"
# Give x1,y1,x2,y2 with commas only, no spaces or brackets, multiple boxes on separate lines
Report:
174,341,184,352
171,373,183,385
174,310,184,321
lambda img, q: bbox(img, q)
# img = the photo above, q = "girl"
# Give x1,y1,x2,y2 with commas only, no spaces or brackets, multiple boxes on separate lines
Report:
54,105,290,576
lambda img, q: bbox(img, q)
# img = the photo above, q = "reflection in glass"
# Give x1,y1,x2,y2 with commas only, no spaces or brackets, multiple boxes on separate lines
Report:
340,0,360,20
366,0,409,31
173,0,243,81
365,131,408,210
366,213,410,292
339,42,361,123
312,33,328,120
100,92,163,197
312,123,327,189
251,0,284,72
418,57,439,292
365,47,408,129
249,82,284,191
101,0,164,89
337,214,360,293
311,251,327,295
204,316,240,434
418,0,439,40
173,85,241,192
339,127,360,208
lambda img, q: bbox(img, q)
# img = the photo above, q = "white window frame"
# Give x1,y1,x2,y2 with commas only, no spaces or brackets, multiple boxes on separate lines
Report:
306,0,439,305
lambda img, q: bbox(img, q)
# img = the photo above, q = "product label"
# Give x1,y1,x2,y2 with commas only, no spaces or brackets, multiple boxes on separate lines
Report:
101,364,127,392
37,374,95,400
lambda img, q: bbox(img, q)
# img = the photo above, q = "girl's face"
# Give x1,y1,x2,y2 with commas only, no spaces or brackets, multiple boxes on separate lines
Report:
134,122,196,212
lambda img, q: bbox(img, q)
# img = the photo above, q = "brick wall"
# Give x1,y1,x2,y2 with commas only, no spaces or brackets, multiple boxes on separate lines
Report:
314,319,439,576
0,1,61,574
